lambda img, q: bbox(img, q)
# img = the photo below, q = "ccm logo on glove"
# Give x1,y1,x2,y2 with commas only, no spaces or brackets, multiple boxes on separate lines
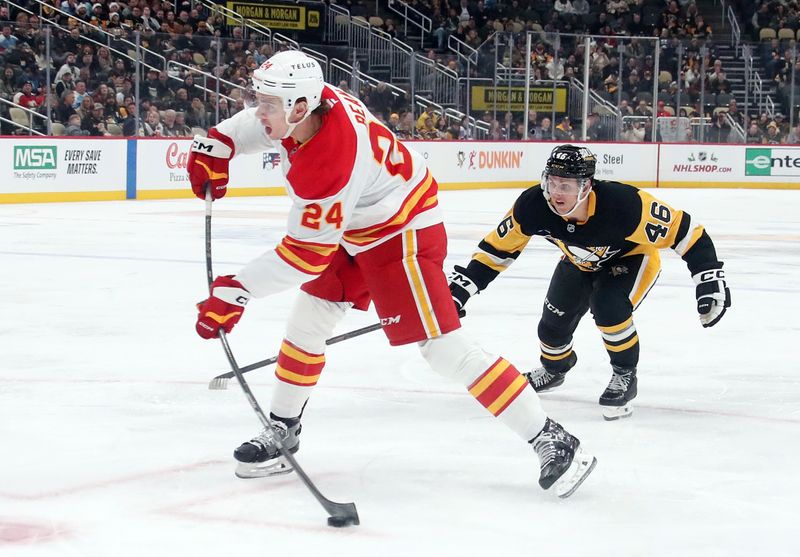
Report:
196,275,251,339
692,263,731,328
187,129,235,200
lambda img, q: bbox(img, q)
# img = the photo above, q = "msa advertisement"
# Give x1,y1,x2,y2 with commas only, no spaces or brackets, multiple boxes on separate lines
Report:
0,138,127,194
225,1,321,30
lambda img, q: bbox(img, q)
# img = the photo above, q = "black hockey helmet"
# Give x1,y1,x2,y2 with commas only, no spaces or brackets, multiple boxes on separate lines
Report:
544,144,597,179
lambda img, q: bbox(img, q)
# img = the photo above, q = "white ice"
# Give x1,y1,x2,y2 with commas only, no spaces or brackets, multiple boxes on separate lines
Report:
1,188,799,556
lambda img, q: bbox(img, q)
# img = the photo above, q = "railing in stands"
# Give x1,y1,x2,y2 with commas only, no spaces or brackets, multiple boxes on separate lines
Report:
726,3,741,56
192,0,272,42
742,45,775,118
29,0,167,70
414,54,458,107
326,4,351,44
387,0,432,45
0,97,49,135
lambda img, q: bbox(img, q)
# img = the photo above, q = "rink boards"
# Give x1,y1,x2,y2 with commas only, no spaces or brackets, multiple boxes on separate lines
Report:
1,137,798,203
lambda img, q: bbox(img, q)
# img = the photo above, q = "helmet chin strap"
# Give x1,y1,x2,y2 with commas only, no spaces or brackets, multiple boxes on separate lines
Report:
280,104,314,139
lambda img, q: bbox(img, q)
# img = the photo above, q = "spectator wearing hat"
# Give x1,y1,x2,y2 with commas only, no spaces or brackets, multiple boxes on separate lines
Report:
55,52,79,82
74,3,91,23
554,115,575,141
17,81,43,109
763,121,784,144
82,104,109,136
774,112,789,135
91,3,106,21
656,100,670,118
170,88,192,113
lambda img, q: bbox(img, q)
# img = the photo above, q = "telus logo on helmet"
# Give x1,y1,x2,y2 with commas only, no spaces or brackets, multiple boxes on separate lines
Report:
291,63,316,70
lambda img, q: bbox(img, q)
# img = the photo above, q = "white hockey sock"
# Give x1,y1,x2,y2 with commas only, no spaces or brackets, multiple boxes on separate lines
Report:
270,292,348,419
419,331,547,441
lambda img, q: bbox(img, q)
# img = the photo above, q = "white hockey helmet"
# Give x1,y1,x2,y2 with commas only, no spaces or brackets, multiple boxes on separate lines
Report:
251,50,324,138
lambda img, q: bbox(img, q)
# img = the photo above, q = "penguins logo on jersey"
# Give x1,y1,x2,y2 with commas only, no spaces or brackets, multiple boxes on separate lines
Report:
550,238,621,270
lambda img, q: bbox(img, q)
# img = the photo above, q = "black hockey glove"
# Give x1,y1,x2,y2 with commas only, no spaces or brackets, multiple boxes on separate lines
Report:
692,262,731,328
448,265,480,318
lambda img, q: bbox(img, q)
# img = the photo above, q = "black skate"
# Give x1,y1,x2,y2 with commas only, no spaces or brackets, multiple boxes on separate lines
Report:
233,414,301,479
524,352,577,392
530,418,596,498
599,366,637,421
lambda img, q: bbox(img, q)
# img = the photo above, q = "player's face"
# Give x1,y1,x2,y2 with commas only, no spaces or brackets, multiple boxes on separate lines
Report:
547,175,582,215
255,93,288,139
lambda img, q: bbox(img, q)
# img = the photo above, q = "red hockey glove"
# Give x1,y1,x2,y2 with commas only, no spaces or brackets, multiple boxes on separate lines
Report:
187,128,235,200
196,275,251,339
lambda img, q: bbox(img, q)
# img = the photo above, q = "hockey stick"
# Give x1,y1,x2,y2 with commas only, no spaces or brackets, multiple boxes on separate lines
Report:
204,189,360,528
208,321,382,390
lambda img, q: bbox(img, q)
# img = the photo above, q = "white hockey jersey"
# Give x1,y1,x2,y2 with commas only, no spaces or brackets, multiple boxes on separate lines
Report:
215,85,442,298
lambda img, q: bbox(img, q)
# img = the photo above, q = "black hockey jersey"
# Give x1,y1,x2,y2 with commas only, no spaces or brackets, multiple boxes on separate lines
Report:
463,180,719,289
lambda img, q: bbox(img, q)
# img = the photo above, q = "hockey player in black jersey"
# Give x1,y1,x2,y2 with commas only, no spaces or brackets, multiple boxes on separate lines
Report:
448,144,731,420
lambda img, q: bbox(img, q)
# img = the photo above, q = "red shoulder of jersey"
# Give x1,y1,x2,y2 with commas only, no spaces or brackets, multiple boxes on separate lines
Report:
282,86,358,200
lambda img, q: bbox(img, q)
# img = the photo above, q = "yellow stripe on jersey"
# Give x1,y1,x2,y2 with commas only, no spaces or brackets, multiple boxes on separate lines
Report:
630,253,661,309
343,173,435,243
275,244,330,274
541,349,574,362
604,335,639,352
597,317,634,334
282,237,339,257
478,210,533,261
403,230,440,338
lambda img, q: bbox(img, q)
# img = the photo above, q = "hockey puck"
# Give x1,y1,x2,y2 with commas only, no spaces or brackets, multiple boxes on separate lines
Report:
327,515,359,528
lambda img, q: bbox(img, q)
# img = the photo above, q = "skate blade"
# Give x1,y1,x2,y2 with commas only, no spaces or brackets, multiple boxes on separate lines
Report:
554,448,597,499
601,403,633,421
234,457,294,479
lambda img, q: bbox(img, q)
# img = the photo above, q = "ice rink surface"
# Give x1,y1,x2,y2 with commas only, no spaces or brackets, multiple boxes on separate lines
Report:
1,187,799,556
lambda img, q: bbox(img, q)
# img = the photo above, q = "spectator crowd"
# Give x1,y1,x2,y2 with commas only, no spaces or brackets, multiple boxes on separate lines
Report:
0,0,797,143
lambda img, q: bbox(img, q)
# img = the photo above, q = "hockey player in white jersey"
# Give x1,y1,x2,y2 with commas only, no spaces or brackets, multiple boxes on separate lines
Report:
187,50,596,498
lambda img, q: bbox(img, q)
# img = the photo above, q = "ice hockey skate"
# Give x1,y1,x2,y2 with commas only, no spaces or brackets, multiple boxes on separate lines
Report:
524,352,577,392
233,415,301,479
530,418,596,498
599,366,637,420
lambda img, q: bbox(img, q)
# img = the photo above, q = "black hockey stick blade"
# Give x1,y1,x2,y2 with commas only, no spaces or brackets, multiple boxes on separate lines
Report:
208,321,383,389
